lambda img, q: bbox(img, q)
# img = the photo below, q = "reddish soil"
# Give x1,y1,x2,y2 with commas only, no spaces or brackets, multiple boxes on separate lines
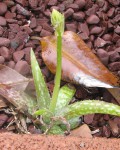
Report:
0,133,120,150
0,0,120,149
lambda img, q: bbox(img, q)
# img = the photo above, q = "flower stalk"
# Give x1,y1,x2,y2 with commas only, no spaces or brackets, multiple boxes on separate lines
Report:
49,9,64,113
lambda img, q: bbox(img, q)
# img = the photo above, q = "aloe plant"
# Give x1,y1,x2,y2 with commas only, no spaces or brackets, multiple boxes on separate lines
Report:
30,10,120,135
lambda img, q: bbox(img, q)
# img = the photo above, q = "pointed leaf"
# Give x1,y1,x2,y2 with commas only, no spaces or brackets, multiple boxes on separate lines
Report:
31,49,50,109
57,100,120,120
41,31,120,88
55,84,76,113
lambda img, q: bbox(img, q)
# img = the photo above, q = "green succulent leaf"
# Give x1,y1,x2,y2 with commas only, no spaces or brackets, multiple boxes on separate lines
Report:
34,109,48,116
57,100,120,120
55,84,76,113
48,125,64,135
60,116,81,130
31,49,51,109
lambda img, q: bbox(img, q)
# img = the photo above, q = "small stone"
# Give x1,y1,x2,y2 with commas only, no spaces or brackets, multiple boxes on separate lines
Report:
30,18,37,29
114,26,120,35
109,62,120,71
79,33,89,41
48,0,57,6
103,115,110,121
115,47,120,53
50,6,59,11
6,19,17,23
58,4,65,12
84,114,94,124
74,0,86,9
7,61,15,69
90,27,102,35
114,14,120,23
108,21,114,31
112,33,120,43
15,0,28,7
0,38,10,47
0,56,5,64
97,49,109,66
0,2,7,15
0,46,10,60
102,34,112,41
86,4,99,16
29,0,38,8
108,0,120,6
0,26,4,36
5,11,16,19
23,47,32,63
9,24,20,33
34,26,42,32
13,50,25,62
63,0,74,7
87,15,100,24
116,39,120,47
70,124,92,138
66,4,79,12
102,1,109,12
10,38,20,49
109,51,120,62
78,22,89,36
0,114,9,127
66,23,77,32
42,23,53,33
64,8,74,19
0,16,6,26
40,29,52,37
102,126,111,138
42,67,50,79
44,9,51,17
96,0,105,7
21,26,33,35
95,37,107,48
109,120,119,136
107,7,115,18
73,12,85,21
14,60,30,76
28,125,42,134
16,4,30,16
114,117,120,128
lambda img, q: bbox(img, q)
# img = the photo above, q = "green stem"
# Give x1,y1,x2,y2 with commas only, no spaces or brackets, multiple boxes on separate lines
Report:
49,35,62,114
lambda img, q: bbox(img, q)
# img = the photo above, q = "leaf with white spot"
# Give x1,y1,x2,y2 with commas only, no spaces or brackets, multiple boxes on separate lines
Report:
55,84,76,113
31,49,51,109
56,100,120,120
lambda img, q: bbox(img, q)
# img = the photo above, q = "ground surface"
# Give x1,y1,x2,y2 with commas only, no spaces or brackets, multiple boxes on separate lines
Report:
0,133,120,150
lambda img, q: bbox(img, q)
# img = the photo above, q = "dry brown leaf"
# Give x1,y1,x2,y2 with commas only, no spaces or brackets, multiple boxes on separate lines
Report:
0,96,7,108
41,31,120,103
0,65,29,91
